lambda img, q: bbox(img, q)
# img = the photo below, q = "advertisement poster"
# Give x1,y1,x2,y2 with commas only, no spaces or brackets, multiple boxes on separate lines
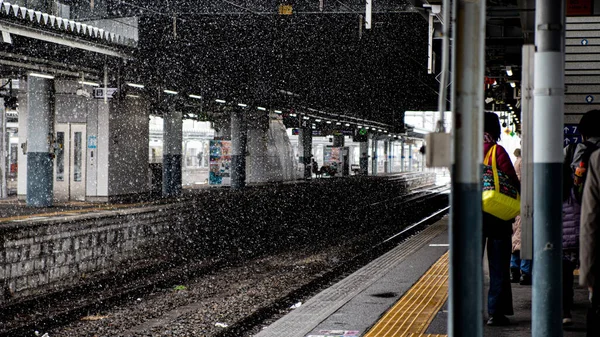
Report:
209,140,232,186
323,146,343,176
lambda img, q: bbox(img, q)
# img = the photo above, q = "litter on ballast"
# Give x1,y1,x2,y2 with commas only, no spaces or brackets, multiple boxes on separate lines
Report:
81,315,109,321
290,302,302,309
215,322,229,328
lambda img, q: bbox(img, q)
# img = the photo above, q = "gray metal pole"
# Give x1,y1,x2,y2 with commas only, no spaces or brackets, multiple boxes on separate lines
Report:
371,137,378,175
448,0,485,335
298,124,312,179
0,102,7,198
26,76,54,207
532,3,565,336
231,108,247,190
408,144,413,171
383,140,389,173
162,109,183,197
359,140,368,175
400,139,405,172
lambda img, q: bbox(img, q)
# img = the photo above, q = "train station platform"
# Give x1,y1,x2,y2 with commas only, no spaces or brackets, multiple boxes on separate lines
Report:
256,217,589,337
0,172,442,222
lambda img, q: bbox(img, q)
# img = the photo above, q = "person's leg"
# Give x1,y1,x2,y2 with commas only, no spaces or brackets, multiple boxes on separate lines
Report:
563,258,575,324
510,251,521,283
487,237,513,325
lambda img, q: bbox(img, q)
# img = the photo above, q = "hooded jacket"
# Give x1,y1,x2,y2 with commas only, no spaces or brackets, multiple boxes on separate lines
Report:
579,149,600,287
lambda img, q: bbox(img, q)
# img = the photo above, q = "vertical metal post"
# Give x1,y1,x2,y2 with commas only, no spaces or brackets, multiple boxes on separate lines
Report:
520,44,535,260
428,14,434,75
333,134,344,147
400,139,405,172
26,76,54,207
389,140,394,173
383,140,389,173
359,140,368,175
231,108,247,190
448,0,485,335
298,124,312,179
365,0,372,29
0,101,6,198
371,136,378,175
408,143,413,171
162,109,183,197
532,3,565,336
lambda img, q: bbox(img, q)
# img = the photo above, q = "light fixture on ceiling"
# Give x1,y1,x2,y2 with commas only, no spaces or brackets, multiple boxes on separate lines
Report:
164,90,178,95
215,99,226,103
126,82,144,88
510,82,516,88
189,94,202,99
315,119,322,122
303,116,310,120
274,110,282,114
506,66,513,77
78,81,99,87
29,72,55,79
238,103,248,107
257,107,267,111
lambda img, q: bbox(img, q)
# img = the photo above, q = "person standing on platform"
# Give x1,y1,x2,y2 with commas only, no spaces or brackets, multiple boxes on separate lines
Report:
483,112,520,326
580,147,600,336
510,148,532,285
563,110,600,326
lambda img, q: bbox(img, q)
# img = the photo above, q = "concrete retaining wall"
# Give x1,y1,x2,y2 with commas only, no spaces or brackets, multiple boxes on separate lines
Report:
0,173,437,305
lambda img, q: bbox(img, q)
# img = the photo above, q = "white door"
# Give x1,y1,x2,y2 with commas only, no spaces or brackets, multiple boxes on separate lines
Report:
54,123,86,201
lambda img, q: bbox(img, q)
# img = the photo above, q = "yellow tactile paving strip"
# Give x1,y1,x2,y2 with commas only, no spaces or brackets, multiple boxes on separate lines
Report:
0,202,149,223
364,251,449,337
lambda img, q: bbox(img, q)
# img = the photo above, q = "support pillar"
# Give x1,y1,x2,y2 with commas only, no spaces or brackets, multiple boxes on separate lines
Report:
448,0,485,335
400,139,405,172
163,110,182,197
333,134,344,147
298,125,312,179
389,140,394,173
231,109,247,190
359,140,368,175
0,103,6,198
27,76,54,207
371,137,378,175
408,144,413,171
532,3,565,336
246,110,270,183
383,141,389,173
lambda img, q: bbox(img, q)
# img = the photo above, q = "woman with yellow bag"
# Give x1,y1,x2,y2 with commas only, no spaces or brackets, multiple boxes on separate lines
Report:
482,112,521,326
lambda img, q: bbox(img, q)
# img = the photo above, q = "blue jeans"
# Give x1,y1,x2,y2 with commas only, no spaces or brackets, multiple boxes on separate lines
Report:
510,250,532,275
484,236,514,316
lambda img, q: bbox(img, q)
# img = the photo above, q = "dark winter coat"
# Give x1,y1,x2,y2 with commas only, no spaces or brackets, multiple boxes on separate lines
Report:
563,139,600,252
563,190,581,251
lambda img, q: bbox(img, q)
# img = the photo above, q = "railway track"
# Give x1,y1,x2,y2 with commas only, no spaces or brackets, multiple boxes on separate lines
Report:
1,184,448,337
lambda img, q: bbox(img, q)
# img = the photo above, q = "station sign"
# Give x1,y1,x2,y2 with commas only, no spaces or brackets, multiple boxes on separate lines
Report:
567,0,593,16
93,88,118,99
564,124,583,146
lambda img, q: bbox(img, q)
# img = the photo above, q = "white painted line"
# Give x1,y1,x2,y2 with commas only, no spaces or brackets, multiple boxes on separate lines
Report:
429,244,449,247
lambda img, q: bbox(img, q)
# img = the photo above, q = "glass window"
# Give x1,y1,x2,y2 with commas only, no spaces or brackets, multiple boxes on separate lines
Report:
73,132,82,182
56,132,65,182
